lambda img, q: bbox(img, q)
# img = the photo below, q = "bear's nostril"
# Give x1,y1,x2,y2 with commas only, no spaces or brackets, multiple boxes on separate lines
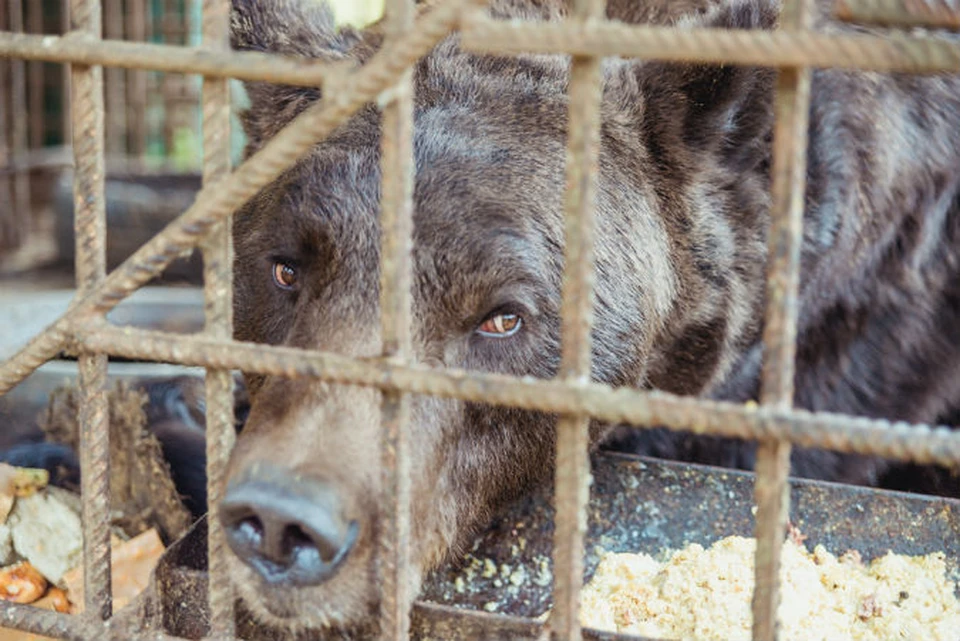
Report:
219,472,357,587
236,516,264,548
283,524,339,564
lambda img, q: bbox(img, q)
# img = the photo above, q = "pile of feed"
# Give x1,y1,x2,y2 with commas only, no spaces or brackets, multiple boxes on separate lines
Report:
580,531,960,641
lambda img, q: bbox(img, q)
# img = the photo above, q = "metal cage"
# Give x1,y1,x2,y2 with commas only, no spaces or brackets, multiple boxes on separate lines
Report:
2,0,960,640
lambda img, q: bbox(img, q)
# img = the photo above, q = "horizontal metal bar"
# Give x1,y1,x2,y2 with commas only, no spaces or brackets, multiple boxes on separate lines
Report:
460,13,960,73
71,324,960,467
0,30,346,86
0,602,92,641
836,0,960,29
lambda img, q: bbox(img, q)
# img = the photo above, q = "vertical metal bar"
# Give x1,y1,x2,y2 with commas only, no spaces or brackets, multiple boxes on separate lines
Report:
751,1,813,640
200,0,235,636
27,0,45,150
70,0,112,622
378,0,415,638
0,1,12,250
161,0,180,157
8,0,30,249
103,0,126,156
61,0,71,146
551,1,605,639
126,0,148,157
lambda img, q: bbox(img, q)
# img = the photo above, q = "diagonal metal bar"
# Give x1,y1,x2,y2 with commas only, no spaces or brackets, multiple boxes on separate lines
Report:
459,16,960,74
0,0,474,398
0,31,348,87
72,326,960,468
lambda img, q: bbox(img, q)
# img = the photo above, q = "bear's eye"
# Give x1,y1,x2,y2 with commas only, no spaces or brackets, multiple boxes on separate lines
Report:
272,261,299,290
477,312,522,338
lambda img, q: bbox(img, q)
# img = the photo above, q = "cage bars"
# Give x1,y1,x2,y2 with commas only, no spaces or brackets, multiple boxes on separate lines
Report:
0,1,959,641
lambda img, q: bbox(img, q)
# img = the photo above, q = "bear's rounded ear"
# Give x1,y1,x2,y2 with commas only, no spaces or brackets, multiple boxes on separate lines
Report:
618,0,780,171
230,0,374,150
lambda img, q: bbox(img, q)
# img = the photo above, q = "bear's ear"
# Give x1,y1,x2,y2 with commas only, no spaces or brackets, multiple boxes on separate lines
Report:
230,0,375,149
621,0,780,171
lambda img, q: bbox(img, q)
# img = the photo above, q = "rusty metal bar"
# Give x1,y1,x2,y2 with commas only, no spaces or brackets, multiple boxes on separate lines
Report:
751,0,815,638
200,0,236,636
378,0,416,637
459,16,960,74
0,15,959,77
125,0,148,156
0,0,470,397
550,0,605,640
61,0,70,146
1,600,222,641
0,601,95,641
836,0,960,29
0,31,347,89
160,0,183,157
73,325,960,469
0,1,12,250
103,0,125,155
70,0,112,622
26,0,44,150
7,0,29,249
0,33,348,94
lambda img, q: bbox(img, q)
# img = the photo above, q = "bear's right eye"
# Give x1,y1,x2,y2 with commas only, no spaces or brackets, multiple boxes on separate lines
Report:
272,261,299,290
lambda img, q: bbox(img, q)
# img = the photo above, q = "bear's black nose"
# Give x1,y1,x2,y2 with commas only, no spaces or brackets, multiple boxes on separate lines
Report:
219,470,357,587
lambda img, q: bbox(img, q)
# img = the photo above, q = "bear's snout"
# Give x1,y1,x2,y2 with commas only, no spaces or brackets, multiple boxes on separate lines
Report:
219,463,359,587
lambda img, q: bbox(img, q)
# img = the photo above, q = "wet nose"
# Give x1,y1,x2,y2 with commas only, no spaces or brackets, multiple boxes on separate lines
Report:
219,470,358,587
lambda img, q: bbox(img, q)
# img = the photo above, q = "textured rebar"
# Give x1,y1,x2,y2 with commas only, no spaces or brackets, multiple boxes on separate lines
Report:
125,0,148,156
378,0,416,638
550,1,605,640
836,0,960,29
0,2,12,250
103,0,125,156
0,601,95,641
0,0,471,397
200,0,236,636
459,16,960,73
160,0,181,156
26,0,44,150
7,0,29,249
70,0,112,623
60,0,70,146
74,325,960,468
751,1,815,638
0,32,347,92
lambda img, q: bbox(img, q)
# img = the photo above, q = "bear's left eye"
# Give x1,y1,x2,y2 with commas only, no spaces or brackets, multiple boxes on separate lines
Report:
272,261,299,290
477,312,522,338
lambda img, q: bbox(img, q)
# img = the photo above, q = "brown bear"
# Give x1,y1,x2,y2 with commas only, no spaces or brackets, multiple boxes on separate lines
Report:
221,0,960,635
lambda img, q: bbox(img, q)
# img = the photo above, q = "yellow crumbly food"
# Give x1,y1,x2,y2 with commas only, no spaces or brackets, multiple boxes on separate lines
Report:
580,535,960,641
